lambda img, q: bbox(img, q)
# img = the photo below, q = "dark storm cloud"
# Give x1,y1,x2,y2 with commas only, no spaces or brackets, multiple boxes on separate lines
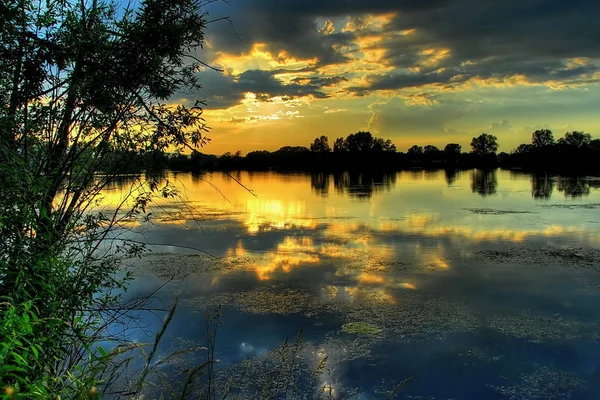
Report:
205,1,357,66
236,69,326,98
290,75,348,87
356,0,600,91
193,69,328,109
205,0,600,94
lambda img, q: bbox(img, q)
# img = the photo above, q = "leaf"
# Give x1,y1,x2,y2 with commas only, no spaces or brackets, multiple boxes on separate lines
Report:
97,346,108,358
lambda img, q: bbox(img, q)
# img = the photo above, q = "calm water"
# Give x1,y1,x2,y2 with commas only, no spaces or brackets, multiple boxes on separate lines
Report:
104,169,600,399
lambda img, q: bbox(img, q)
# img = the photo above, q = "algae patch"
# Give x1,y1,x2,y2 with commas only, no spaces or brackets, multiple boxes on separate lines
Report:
342,322,383,335
464,208,534,215
490,366,583,399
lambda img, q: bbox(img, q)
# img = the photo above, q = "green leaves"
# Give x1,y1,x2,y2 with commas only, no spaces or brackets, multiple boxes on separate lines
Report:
1,0,212,397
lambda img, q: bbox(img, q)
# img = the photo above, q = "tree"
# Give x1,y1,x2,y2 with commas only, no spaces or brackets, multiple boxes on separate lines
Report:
333,131,396,153
444,143,462,157
310,136,331,152
373,137,397,152
0,0,210,394
247,150,271,159
424,145,440,155
407,145,423,156
531,129,555,149
516,144,533,154
470,133,499,156
558,131,592,148
333,137,347,152
276,146,310,153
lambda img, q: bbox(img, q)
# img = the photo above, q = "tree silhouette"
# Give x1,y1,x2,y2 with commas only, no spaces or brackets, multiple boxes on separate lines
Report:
373,137,397,152
333,137,347,152
407,145,424,156
346,131,373,152
470,133,499,156
516,144,533,154
558,131,592,148
333,131,396,153
310,136,331,152
424,145,440,155
444,143,462,162
444,143,462,156
531,129,555,149
275,146,310,153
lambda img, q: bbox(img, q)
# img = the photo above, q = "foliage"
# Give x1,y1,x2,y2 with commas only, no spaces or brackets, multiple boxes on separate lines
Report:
558,131,592,148
332,132,396,153
423,145,440,155
516,143,534,154
333,137,347,153
531,129,555,148
157,128,597,173
310,136,331,153
0,0,211,395
470,133,499,156
407,145,423,156
444,143,462,157
276,146,310,154
506,129,598,173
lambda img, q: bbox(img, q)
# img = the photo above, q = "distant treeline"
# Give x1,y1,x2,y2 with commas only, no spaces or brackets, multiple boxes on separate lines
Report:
102,130,600,173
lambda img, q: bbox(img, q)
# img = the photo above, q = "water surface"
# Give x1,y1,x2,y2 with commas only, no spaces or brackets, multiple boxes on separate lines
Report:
105,169,600,399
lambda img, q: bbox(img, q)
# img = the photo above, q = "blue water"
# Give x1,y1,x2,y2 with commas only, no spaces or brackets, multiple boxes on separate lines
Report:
102,169,600,399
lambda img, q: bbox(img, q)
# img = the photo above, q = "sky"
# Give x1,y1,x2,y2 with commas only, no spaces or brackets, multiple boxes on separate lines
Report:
176,0,600,154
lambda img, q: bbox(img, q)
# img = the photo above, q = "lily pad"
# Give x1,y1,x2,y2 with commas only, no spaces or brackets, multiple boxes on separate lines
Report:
342,322,383,335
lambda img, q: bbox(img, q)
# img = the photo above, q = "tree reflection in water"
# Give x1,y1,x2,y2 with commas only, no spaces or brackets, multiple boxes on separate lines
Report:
331,172,397,199
310,172,330,197
470,169,497,197
556,177,600,198
531,174,554,200
444,169,459,186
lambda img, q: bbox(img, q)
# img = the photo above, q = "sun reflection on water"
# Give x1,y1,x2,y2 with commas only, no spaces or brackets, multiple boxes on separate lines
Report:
100,170,600,298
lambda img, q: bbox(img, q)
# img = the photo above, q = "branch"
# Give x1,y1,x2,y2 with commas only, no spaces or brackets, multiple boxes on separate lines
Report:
118,239,221,259
205,16,242,42
183,54,223,73
225,172,257,198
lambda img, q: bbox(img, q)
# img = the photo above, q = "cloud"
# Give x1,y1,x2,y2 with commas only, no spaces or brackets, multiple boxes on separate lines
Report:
291,75,348,87
202,0,600,96
175,0,600,152
487,119,513,134
222,110,304,124
324,108,349,114
189,68,328,110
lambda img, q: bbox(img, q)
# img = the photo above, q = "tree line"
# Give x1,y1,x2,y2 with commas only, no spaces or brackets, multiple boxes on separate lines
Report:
146,129,599,173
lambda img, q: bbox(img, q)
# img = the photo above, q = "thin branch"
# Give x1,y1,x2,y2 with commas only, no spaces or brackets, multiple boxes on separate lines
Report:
118,238,222,259
225,172,257,198
183,53,223,73
205,16,242,42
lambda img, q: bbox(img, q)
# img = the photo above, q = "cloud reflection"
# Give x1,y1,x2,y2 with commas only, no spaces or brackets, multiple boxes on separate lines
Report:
101,170,600,305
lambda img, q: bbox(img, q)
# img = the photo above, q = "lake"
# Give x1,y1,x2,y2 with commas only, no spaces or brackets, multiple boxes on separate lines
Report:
103,169,600,399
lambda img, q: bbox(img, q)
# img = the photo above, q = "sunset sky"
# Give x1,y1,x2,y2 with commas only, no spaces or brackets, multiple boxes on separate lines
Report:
179,0,600,154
